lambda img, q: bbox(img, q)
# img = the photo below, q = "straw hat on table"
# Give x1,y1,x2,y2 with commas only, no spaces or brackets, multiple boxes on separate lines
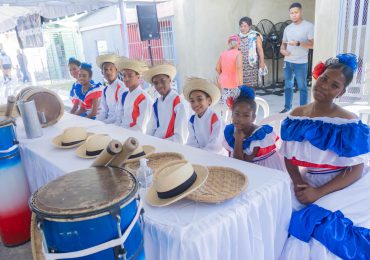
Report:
182,77,221,106
75,134,112,159
146,160,209,207
125,145,155,163
52,127,93,149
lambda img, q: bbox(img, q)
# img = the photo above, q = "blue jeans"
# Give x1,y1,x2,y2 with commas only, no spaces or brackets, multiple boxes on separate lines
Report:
283,61,308,110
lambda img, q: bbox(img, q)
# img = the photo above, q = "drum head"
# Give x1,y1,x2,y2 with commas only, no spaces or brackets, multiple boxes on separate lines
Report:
17,87,64,128
30,167,137,219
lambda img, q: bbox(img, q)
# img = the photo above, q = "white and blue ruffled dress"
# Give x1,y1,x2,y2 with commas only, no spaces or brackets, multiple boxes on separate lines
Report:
224,124,286,171
74,82,102,119
280,116,370,260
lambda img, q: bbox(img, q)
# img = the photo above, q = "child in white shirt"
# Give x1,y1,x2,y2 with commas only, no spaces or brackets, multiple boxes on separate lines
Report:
95,54,127,124
116,58,153,133
183,77,225,154
144,64,188,143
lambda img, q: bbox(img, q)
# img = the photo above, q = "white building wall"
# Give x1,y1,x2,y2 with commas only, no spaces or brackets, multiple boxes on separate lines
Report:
78,5,123,83
173,0,315,87
312,0,341,65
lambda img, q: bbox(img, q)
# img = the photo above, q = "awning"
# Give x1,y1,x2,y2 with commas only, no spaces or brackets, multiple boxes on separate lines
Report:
0,1,118,32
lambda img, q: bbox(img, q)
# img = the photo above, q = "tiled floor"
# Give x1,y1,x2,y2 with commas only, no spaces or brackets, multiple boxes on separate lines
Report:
0,240,33,260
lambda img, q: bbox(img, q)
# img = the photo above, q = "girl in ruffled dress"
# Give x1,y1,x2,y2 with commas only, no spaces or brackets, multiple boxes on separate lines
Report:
224,86,286,171
73,63,102,119
280,54,370,259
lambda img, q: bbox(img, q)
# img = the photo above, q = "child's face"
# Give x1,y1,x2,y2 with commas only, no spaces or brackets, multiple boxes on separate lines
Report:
123,69,140,90
232,102,256,130
102,63,118,84
69,64,80,80
152,74,171,97
189,90,212,117
78,69,91,86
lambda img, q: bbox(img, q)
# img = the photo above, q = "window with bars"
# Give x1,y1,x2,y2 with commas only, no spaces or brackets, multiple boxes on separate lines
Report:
127,17,176,65
338,0,370,104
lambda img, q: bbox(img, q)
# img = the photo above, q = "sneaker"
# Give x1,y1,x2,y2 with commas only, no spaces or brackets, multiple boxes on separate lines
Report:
279,108,290,113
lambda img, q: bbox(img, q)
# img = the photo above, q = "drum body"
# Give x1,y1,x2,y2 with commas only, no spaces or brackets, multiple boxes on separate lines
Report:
0,118,31,246
0,120,16,151
30,167,145,260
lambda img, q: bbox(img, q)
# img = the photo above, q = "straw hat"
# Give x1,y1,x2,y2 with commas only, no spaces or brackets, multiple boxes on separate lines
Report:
96,53,120,69
116,58,148,74
124,152,185,174
146,160,209,207
75,134,112,159
125,145,155,163
52,127,92,149
182,77,221,106
143,63,177,83
187,166,248,203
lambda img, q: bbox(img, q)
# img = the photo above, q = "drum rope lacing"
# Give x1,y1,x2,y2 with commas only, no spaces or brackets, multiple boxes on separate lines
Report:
0,144,18,154
38,198,144,260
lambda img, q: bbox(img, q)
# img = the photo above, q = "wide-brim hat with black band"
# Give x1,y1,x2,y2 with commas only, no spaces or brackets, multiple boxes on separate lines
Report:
182,77,221,106
125,145,155,163
116,58,149,75
146,160,209,207
143,63,177,83
52,127,93,149
75,134,112,159
96,53,120,69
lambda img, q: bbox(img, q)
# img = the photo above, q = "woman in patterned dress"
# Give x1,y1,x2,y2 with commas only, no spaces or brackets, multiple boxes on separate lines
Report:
239,17,265,87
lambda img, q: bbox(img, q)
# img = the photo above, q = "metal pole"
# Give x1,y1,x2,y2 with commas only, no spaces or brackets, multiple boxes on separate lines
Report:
148,39,153,66
118,0,129,57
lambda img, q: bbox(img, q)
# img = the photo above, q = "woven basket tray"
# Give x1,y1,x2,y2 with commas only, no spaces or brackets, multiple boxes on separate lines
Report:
124,152,185,174
187,166,248,203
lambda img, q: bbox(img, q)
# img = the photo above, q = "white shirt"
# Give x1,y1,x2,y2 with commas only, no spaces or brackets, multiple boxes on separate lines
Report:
187,108,224,154
146,90,189,144
96,78,127,124
118,86,153,133
283,20,314,64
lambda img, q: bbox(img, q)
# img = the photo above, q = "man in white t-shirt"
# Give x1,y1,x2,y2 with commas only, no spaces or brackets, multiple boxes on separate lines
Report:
280,2,314,113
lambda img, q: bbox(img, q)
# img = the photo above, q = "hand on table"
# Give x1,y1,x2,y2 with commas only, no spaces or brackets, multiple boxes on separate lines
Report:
294,183,323,204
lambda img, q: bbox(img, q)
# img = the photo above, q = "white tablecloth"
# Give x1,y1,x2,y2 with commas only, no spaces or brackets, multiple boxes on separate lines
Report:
19,114,292,260
16,112,104,144
16,113,104,192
